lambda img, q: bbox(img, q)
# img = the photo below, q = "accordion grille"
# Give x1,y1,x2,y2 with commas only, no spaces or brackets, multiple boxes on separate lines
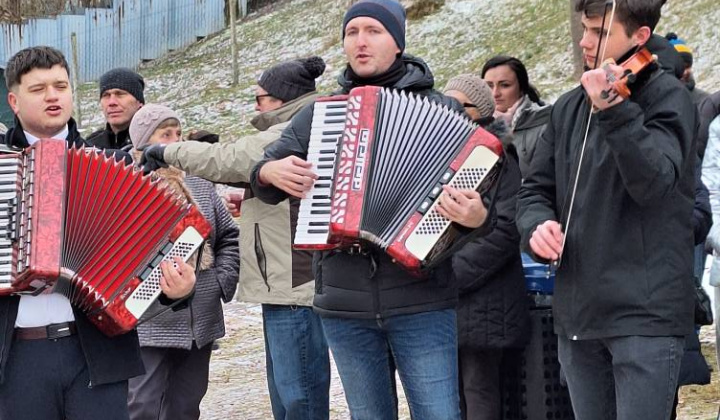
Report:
414,166,488,236
132,239,197,302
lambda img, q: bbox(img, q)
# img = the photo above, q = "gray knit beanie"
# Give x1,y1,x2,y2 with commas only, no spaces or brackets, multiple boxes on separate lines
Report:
258,56,326,103
129,104,180,150
443,74,495,119
99,68,145,104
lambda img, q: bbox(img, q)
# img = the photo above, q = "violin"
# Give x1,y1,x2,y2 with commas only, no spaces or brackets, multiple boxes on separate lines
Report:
600,47,656,100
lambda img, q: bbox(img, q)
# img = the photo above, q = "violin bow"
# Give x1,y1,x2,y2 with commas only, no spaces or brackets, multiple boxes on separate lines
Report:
554,0,616,268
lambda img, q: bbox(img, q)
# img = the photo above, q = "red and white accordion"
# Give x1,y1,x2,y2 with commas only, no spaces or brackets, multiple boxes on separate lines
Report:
294,86,504,271
0,139,211,336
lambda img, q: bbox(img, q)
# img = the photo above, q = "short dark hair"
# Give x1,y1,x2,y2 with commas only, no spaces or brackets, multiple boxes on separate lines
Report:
4,46,69,91
574,0,663,36
481,56,542,105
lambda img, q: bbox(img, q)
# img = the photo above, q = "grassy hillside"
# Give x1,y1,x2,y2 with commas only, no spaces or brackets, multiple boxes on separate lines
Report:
76,0,720,139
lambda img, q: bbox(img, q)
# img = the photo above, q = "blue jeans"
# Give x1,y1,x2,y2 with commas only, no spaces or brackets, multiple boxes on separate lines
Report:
558,335,684,420
321,309,461,420
262,304,330,420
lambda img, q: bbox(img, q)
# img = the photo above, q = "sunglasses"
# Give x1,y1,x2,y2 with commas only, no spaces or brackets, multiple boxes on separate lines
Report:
255,94,273,105
462,103,478,109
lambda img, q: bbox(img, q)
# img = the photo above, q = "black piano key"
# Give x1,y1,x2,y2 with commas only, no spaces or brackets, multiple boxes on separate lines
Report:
308,229,329,234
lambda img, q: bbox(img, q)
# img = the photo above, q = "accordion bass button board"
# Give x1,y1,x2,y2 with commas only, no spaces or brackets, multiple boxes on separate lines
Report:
294,86,504,272
0,139,213,336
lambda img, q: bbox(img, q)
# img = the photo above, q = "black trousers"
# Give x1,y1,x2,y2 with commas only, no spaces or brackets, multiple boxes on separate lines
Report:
0,335,129,420
458,347,503,420
127,343,212,420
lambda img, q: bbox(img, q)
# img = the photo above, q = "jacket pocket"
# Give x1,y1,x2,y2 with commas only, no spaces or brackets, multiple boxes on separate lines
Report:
254,223,270,292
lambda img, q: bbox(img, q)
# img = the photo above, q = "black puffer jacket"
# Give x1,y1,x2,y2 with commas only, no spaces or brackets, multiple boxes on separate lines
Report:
251,55,476,319
454,125,530,350
517,60,697,340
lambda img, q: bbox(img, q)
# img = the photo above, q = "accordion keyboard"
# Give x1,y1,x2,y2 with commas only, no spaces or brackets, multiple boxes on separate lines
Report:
0,155,22,288
295,100,347,247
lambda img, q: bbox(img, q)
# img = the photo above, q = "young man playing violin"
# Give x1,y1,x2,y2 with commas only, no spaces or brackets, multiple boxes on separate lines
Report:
516,1,697,419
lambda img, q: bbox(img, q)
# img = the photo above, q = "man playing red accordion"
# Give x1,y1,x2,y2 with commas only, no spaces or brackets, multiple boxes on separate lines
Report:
0,46,196,420
248,1,495,419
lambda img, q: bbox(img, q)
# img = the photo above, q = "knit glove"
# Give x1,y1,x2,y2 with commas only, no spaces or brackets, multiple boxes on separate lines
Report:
140,144,168,175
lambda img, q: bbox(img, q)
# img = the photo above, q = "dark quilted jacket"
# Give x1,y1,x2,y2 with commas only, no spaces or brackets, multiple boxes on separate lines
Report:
136,176,240,349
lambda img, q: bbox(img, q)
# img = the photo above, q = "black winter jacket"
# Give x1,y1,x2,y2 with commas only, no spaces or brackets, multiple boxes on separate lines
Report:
517,62,697,340
251,55,473,319
0,120,145,386
454,134,530,350
86,123,132,150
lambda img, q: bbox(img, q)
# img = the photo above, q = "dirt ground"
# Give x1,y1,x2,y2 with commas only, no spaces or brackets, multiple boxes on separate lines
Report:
200,302,719,420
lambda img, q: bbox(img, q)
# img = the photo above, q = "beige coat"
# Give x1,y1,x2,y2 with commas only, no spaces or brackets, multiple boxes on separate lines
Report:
164,92,318,306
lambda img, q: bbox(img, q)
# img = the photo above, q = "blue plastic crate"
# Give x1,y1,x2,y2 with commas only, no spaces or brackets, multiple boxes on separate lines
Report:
521,253,555,295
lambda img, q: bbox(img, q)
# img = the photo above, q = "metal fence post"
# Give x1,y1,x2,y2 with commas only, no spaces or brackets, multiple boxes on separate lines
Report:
70,32,82,128
230,0,239,86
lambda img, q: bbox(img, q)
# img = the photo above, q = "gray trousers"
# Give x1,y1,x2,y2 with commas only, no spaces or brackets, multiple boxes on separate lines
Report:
127,344,212,420
558,335,684,420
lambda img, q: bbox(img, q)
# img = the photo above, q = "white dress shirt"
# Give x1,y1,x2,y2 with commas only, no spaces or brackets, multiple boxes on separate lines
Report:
15,126,75,328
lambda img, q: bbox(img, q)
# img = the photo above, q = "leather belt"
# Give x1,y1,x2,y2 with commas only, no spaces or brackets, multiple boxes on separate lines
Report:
14,322,77,340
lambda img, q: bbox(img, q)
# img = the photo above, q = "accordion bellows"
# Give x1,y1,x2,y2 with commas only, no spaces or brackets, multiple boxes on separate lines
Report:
295,86,503,271
0,139,212,336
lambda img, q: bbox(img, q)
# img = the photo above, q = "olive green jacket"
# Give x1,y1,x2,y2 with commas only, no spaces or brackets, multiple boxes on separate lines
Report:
164,92,318,306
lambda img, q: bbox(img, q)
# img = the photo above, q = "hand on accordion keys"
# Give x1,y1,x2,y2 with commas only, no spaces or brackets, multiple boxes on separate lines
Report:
435,185,488,229
259,156,318,198
139,144,169,174
158,256,196,300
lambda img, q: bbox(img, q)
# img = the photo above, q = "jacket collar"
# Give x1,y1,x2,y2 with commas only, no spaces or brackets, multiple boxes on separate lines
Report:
3,117,85,149
250,92,319,132
336,54,435,94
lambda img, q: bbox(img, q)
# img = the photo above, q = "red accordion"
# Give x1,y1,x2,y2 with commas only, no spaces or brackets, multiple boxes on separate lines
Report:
0,139,212,336
294,86,504,271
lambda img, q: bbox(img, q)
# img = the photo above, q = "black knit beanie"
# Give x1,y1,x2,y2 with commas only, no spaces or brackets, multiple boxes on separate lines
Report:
342,0,406,52
99,68,145,104
258,56,326,103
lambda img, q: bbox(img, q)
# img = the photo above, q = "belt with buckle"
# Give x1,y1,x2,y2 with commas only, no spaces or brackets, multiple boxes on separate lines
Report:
14,322,77,340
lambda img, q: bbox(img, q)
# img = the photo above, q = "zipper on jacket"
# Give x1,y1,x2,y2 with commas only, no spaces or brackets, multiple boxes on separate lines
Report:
254,224,271,292
369,252,381,321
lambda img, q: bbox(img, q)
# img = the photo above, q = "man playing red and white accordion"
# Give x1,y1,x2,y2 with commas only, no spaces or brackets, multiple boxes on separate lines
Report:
0,46,196,420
